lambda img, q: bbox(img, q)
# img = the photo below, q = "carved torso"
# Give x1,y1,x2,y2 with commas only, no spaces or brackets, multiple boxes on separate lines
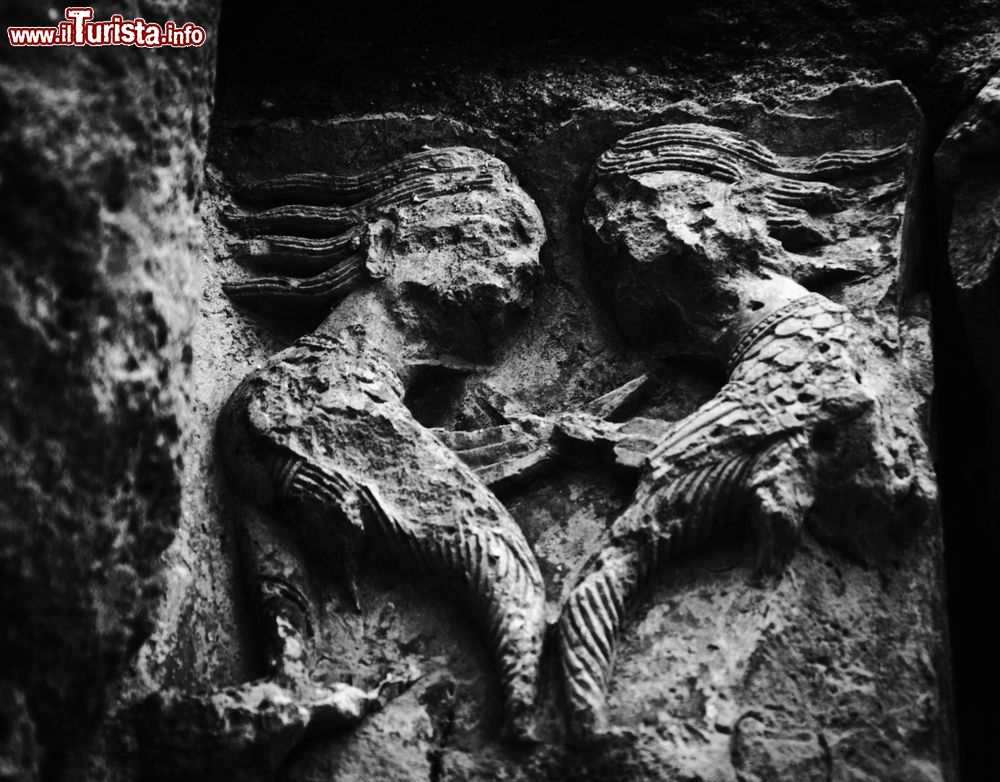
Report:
559,119,936,739
629,292,873,539
236,330,540,554
559,287,933,737
221,325,546,739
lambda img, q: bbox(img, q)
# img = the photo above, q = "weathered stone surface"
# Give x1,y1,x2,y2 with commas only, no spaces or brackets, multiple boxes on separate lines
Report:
922,24,1000,133
282,686,435,782
9,1,1000,778
936,72,1000,401
553,85,944,777
0,1,218,777
121,68,953,781
127,132,549,776
11,1,994,777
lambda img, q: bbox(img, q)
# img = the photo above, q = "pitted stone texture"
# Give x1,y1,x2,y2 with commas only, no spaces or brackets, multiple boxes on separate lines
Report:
155,93,948,782
560,83,947,779
0,1,217,776
282,687,435,782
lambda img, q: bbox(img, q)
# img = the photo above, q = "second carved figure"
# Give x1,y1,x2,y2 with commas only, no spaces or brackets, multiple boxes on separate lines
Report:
558,123,937,739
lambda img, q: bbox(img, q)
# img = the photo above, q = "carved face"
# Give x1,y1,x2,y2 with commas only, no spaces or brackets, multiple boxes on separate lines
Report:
365,148,547,355
224,146,546,358
584,123,903,359
586,168,771,358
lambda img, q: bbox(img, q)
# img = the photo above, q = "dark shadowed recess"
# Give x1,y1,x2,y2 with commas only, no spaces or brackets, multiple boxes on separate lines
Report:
215,0,962,119
213,2,997,778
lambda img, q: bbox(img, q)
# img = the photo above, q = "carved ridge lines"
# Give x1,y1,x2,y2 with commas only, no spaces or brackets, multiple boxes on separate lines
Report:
223,252,367,304
226,202,363,236
356,483,544,734
234,227,365,268
236,148,497,207
558,449,757,734
230,152,510,235
597,123,906,186
221,146,539,321
647,395,749,472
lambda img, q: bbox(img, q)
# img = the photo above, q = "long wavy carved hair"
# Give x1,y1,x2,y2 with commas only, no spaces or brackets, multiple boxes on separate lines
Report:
585,122,907,355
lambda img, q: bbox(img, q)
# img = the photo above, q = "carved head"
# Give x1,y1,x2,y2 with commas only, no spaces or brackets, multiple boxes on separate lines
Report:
224,146,546,359
585,123,904,360
365,147,546,357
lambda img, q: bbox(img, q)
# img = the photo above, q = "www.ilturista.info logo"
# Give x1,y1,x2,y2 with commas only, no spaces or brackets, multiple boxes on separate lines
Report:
7,7,207,48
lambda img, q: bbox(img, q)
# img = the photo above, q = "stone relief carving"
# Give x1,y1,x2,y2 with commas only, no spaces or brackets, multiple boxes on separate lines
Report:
5,0,982,771
130,99,943,779
549,124,938,739
432,118,938,749
363,120,939,755
133,147,548,776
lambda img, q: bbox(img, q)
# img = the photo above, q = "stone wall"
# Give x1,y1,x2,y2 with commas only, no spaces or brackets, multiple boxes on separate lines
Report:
0,2,219,778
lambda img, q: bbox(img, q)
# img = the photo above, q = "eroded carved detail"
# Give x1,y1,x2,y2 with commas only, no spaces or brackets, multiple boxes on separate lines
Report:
134,147,548,777
555,124,936,740
432,374,669,492
221,146,542,335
